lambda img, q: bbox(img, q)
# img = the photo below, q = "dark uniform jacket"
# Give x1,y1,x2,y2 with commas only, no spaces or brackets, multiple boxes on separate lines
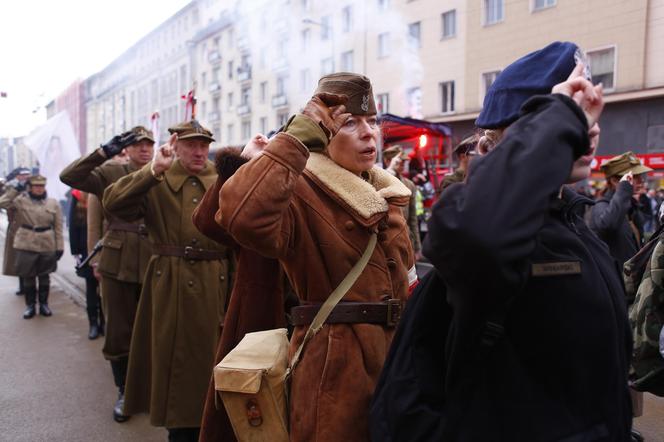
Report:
60,150,151,282
422,95,632,441
590,182,643,268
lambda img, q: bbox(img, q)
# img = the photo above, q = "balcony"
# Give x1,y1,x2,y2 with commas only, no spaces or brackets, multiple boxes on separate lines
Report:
237,104,251,116
208,81,221,94
208,50,221,64
208,111,220,122
272,94,288,108
237,67,252,82
237,35,249,50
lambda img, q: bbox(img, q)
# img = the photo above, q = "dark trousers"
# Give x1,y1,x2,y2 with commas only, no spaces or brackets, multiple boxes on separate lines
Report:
167,427,200,442
85,276,103,326
21,274,50,306
100,276,141,361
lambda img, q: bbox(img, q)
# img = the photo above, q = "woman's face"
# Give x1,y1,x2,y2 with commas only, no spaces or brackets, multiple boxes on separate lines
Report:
326,114,379,176
567,123,600,184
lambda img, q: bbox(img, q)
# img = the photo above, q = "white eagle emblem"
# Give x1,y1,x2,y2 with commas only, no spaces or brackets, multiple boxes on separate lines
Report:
361,94,370,112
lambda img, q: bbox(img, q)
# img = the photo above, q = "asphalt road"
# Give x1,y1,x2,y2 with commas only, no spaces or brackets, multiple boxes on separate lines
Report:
1,215,664,441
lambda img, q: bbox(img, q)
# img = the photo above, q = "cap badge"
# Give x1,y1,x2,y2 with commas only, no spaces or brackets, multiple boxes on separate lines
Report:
361,95,370,112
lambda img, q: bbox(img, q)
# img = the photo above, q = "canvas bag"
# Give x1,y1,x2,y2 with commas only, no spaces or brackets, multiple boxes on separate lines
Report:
215,233,377,442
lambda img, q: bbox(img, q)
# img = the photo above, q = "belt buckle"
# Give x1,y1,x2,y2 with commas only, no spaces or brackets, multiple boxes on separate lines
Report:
184,246,193,258
386,299,402,327
138,224,147,235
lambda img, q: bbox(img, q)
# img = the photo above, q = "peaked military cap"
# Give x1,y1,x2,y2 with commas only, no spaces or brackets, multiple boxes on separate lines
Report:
600,151,653,178
453,133,479,155
476,41,580,129
383,145,408,163
129,125,155,143
168,119,215,142
314,72,377,115
28,175,47,185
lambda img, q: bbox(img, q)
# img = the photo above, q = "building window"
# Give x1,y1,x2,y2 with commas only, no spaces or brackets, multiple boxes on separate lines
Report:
378,33,390,58
342,6,353,33
260,116,268,135
277,112,290,127
482,70,501,101
484,0,504,25
260,81,268,103
441,10,456,39
321,57,334,75
300,69,312,92
227,124,234,144
439,81,455,113
242,120,252,140
408,22,421,49
378,0,390,11
533,0,556,11
201,72,207,89
341,50,354,71
376,93,389,114
301,0,310,11
301,29,311,51
276,76,287,96
406,87,422,118
227,92,234,110
227,61,234,80
201,101,207,119
241,87,251,106
321,15,331,40
587,47,616,91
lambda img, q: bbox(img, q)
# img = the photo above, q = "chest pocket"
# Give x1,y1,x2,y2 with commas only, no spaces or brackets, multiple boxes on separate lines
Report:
98,238,123,276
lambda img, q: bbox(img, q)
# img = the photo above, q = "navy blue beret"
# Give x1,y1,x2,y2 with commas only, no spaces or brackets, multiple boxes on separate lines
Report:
475,41,579,129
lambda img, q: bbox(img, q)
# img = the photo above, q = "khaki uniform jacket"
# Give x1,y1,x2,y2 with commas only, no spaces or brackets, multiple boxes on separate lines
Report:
86,194,105,266
399,175,421,253
0,188,63,253
103,159,230,428
218,133,415,442
60,150,151,282
3,206,19,276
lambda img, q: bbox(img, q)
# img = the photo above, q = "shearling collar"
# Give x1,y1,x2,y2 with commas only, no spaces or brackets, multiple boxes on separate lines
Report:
165,159,216,193
304,152,411,221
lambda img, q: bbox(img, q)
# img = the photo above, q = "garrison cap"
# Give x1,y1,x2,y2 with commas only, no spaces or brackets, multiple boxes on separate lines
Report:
314,72,377,115
128,126,155,143
168,119,215,142
476,41,579,129
28,175,47,185
600,151,652,178
383,145,408,163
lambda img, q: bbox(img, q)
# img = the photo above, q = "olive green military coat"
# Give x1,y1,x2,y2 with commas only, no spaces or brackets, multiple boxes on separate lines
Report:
0,188,63,253
3,206,20,276
60,150,151,282
103,159,229,428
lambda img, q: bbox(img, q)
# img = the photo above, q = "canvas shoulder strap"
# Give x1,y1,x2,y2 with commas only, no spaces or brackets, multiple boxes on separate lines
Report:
288,233,377,375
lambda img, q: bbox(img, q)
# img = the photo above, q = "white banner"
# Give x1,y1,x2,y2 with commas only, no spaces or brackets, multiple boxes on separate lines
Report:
23,111,80,201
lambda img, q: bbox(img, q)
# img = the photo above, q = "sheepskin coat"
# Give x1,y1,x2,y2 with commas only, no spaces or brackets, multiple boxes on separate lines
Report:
217,132,416,442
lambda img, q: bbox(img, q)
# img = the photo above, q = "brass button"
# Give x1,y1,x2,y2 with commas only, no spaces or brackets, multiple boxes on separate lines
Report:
219,275,225,281
156,270,162,276
189,260,195,265
188,280,194,287
193,197,199,203
344,221,354,231
192,181,198,186
386,258,397,269
191,238,198,244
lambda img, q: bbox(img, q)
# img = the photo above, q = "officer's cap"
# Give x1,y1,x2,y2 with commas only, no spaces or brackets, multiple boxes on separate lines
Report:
168,119,215,142
28,175,47,186
128,126,154,143
601,152,652,178
314,72,377,115
383,145,408,163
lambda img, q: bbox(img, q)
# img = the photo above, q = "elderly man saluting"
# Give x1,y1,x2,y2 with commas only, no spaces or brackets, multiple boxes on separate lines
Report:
103,120,230,442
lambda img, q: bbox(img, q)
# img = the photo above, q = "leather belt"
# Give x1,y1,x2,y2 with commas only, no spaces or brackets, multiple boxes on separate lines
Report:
108,221,147,235
21,224,52,232
290,300,403,327
153,244,227,261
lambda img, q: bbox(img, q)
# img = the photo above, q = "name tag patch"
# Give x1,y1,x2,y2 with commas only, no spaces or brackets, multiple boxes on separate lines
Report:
531,261,581,277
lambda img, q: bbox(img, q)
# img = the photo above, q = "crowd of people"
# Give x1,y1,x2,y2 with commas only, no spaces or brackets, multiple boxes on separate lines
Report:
2,40,664,441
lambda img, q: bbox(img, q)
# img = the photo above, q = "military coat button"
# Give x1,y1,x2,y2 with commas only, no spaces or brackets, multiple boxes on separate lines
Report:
191,238,198,244
188,280,194,287
189,260,195,265
191,181,198,186
220,275,225,281
193,197,199,203
156,270,162,276
344,221,354,231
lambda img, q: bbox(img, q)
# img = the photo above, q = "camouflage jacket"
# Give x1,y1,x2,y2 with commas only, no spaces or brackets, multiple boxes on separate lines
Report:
627,231,664,395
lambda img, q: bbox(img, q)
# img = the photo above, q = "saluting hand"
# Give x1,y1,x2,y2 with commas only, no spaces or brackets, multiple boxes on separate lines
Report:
152,133,177,176
302,93,352,142
241,133,269,160
551,63,604,129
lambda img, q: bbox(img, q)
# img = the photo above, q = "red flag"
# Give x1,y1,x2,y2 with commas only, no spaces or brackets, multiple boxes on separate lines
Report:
181,90,197,121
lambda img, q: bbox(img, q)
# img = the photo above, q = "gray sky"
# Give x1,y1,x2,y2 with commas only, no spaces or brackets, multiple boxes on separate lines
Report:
0,0,191,138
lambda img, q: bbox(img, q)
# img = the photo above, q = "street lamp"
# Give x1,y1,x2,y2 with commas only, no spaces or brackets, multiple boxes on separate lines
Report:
302,18,334,72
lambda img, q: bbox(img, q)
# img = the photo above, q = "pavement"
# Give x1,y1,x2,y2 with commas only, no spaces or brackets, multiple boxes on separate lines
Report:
1,214,664,441
0,215,162,442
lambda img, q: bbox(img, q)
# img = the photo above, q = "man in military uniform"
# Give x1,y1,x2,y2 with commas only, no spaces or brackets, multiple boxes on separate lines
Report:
0,175,63,318
2,168,32,295
383,145,422,258
60,126,154,422
590,151,652,269
103,120,230,442
439,133,478,192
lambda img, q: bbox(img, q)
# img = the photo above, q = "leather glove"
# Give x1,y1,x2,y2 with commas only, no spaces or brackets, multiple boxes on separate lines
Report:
55,250,64,260
100,131,137,158
302,93,351,142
